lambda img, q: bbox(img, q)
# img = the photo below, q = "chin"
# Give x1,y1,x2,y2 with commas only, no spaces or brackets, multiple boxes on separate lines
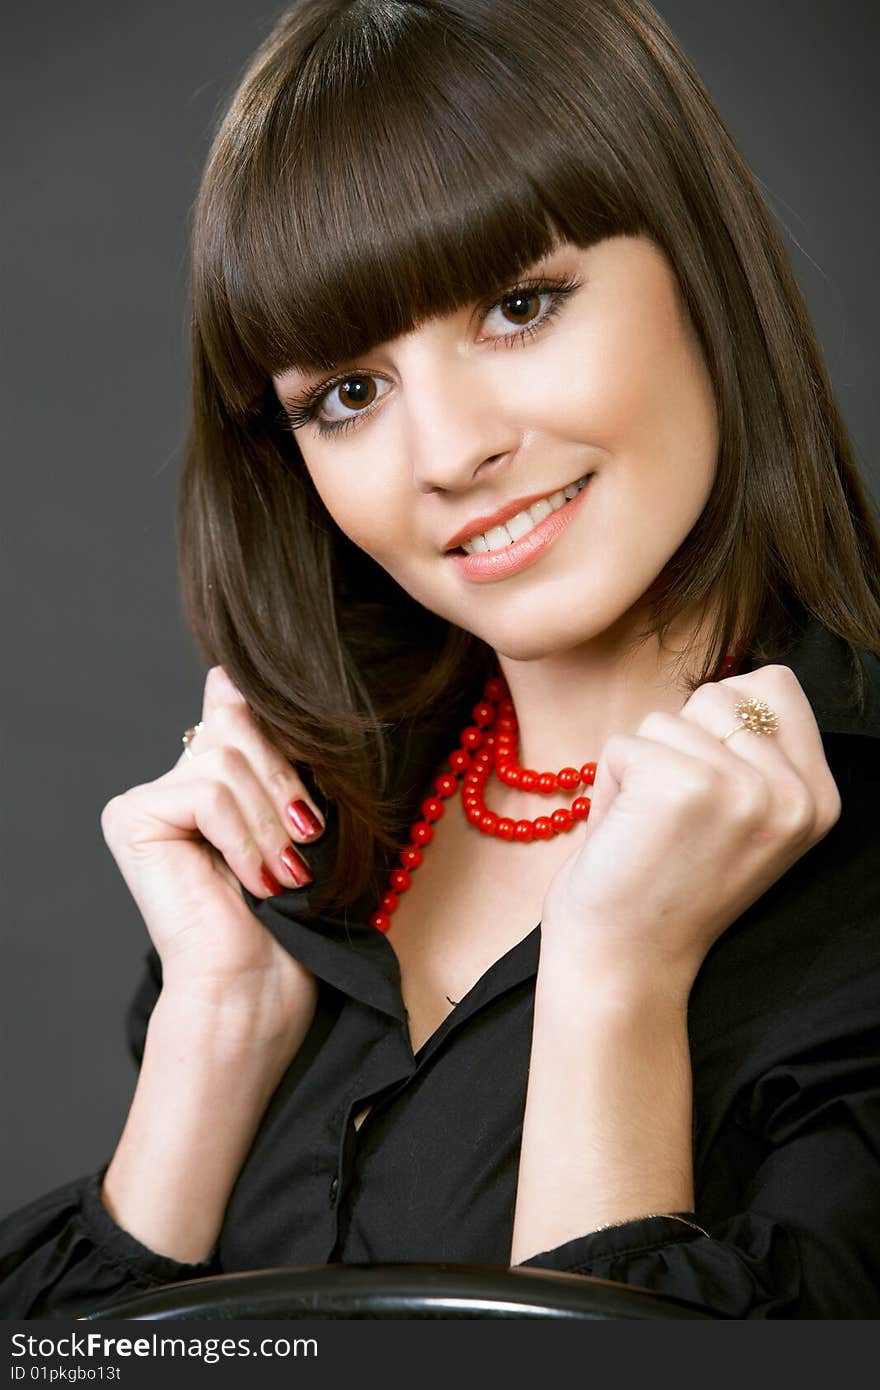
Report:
462,581,660,661
465,613,614,663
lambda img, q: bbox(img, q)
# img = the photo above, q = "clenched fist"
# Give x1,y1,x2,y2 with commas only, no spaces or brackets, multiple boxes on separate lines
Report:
541,665,842,997
100,665,325,1041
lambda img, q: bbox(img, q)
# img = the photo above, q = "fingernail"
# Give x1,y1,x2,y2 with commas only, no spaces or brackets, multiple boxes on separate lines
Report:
286,799,324,839
259,865,283,897
280,843,314,887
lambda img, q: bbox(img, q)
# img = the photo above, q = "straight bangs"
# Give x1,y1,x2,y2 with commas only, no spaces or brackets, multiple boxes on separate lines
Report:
191,0,664,419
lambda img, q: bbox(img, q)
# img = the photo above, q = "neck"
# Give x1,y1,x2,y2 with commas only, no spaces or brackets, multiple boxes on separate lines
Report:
494,601,720,778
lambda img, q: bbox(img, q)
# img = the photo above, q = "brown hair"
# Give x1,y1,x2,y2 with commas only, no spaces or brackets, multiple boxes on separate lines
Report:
179,0,880,916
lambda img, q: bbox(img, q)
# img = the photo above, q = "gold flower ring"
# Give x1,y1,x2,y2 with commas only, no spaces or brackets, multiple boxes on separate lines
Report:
719,697,780,745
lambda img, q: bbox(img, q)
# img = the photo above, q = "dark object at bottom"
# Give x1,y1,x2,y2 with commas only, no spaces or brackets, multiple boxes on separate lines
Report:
77,1262,721,1320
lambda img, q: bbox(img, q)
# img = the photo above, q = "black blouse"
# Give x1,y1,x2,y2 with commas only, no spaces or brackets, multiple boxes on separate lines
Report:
2,616,880,1319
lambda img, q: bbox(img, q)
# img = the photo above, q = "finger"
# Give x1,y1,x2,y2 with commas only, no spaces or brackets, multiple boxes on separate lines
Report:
187,700,325,843
175,744,315,892
174,666,247,765
680,666,840,833
584,730,725,844
201,664,249,722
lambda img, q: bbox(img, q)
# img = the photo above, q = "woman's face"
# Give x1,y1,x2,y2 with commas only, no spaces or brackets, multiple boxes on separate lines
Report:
273,235,719,660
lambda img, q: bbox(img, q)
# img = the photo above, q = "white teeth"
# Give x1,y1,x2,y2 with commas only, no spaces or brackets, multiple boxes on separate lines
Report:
485,523,514,549
460,474,590,554
527,497,553,525
505,510,535,542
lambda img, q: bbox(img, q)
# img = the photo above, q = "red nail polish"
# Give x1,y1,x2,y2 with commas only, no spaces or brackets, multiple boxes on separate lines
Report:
280,844,314,887
259,865,283,897
286,799,324,839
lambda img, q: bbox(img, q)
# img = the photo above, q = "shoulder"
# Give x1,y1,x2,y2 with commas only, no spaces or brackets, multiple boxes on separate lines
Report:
756,611,880,739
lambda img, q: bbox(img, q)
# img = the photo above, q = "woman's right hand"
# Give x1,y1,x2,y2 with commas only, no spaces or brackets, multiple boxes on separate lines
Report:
100,665,325,1039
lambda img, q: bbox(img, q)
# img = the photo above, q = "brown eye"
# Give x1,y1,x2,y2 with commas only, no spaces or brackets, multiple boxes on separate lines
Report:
499,291,542,328
336,377,377,412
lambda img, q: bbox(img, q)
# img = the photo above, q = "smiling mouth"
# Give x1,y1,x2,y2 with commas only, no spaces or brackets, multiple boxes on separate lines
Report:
453,474,592,554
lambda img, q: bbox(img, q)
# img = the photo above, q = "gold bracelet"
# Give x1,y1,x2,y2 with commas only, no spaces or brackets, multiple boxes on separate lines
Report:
642,1212,710,1237
591,1211,710,1238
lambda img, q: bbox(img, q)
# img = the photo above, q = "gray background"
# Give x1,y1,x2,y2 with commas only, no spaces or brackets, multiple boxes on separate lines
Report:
2,1,878,1217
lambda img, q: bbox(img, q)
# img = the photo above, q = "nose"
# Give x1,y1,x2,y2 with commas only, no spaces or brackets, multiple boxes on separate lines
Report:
397,336,522,494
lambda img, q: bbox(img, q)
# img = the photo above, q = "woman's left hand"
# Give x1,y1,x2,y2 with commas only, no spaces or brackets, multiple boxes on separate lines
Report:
540,664,842,996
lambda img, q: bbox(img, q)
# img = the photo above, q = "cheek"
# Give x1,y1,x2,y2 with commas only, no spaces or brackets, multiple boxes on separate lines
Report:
303,464,385,552
553,304,718,506
305,463,422,589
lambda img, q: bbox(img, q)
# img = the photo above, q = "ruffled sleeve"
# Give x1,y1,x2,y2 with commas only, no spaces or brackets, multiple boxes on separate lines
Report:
515,1109,880,1322
0,1164,221,1318
0,948,220,1319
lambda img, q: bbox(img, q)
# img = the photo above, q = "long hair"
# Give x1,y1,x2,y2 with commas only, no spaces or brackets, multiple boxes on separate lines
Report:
179,0,880,916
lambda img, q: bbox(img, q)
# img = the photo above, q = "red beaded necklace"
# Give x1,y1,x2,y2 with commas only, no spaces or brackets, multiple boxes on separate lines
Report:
369,655,741,934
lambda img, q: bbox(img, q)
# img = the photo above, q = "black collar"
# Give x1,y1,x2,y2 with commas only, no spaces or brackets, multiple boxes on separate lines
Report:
748,613,880,738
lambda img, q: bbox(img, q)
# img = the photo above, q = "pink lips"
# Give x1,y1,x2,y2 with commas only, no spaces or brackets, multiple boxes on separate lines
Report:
447,476,593,583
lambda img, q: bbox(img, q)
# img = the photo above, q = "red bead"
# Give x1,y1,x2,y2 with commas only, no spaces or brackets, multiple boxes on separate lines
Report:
410,821,434,846
484,676,508,701
370,706,602,937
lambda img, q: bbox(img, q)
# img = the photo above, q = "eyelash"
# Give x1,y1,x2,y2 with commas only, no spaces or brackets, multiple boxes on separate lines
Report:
281,274,580,439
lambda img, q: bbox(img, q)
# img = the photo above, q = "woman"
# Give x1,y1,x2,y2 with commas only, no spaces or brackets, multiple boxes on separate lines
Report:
2,0,879,1319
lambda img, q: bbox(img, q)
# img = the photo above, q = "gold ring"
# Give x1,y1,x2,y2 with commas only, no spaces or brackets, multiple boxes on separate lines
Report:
720,697,779,745
182,721,205,759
